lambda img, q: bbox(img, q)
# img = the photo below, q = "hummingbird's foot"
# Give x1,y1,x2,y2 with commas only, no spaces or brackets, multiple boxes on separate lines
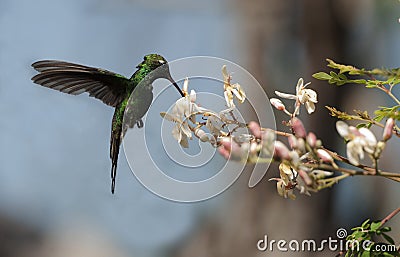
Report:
136,119,144,128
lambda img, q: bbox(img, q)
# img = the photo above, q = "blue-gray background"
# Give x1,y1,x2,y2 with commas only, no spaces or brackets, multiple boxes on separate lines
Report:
1,0,399,256
0,1,239,256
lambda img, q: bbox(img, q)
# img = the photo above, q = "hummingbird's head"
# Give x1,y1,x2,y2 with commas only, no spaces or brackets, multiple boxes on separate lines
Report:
139,54,184,97
141,54,168,71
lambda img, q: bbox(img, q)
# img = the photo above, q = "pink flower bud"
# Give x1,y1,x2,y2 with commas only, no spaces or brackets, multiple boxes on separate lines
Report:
292,118,306,138
248,121,262,138
383,118,394,141
298,169,313,186
274,141,290,160
219,138,245,161
270,98,285,111
317,149,333,162
218,146,230,159
306,132,317,148
288,135,297,149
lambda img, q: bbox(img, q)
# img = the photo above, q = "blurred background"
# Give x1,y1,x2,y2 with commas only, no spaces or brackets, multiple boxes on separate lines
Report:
0,0,399,256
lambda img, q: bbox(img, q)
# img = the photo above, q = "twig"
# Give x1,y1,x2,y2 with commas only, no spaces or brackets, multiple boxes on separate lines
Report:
380,207,400,227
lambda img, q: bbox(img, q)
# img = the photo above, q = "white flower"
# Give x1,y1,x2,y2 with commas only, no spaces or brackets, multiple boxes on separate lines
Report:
275,78,317,114
336,121,378,165
279,162,298,186
269,163,298,200
222,65,246,108
276,180,296,200
161,79,201,148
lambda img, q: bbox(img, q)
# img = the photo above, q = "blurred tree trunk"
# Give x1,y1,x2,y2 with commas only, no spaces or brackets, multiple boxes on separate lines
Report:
174,1,356,256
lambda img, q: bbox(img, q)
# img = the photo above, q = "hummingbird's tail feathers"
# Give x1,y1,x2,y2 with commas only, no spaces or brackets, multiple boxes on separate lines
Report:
110,129,121,194
31,60,130,107
110,110,123,194
111,162,117,194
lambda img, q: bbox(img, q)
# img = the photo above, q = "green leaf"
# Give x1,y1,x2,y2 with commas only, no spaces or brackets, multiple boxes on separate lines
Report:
350,79,367,84
382,233,395,245
370,221,381,231
312,72,332,80
361,250,371,257
362,219,371,229
374,105,400,121
353,231,366,240
366,81,378,88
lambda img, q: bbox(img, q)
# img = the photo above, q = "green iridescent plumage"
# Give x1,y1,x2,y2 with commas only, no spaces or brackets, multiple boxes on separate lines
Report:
31,54,183,193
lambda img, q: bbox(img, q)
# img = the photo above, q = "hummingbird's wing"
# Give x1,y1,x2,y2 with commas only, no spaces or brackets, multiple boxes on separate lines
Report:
32,60,130,107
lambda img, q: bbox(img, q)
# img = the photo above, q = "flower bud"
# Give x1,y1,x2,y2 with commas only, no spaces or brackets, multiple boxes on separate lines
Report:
274,141,290,160
218,146,230,159
219,138,244,161
296,138,306,153
374,141,386,158
288,135,297,149
248,121,262,138
292,118,306,138
270,98,286,111
311,170,334,179
383,118,394,141
306,132,317,148
316,149,333,162
298,169,312,186
288,150,299,163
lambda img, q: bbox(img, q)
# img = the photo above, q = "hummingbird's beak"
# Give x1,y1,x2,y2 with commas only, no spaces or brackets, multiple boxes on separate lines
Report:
167,74,184,97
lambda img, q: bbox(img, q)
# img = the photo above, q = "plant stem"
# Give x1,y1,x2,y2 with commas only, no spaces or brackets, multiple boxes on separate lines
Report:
387,90,400,105
304,163,400,179
380,207,400,227
318,173,350,190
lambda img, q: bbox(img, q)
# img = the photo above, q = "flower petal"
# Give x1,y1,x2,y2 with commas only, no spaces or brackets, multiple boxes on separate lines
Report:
304,89,317,103
296,78,304,94
359,127,377,145
182,78,189,96
305,101,315,114
221,65,229,82
336,121,350,139
275,91,297,100
346,140,363,166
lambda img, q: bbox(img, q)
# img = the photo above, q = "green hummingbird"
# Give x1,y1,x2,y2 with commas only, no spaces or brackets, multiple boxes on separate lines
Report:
31,54,184,194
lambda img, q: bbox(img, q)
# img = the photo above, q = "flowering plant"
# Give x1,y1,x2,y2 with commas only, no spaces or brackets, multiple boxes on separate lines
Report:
161,60,400,256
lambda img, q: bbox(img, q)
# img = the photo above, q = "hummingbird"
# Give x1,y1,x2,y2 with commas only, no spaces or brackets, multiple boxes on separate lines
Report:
31,54,184,194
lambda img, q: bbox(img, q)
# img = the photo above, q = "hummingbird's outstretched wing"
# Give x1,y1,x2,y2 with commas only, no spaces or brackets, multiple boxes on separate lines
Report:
32,60,130,107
